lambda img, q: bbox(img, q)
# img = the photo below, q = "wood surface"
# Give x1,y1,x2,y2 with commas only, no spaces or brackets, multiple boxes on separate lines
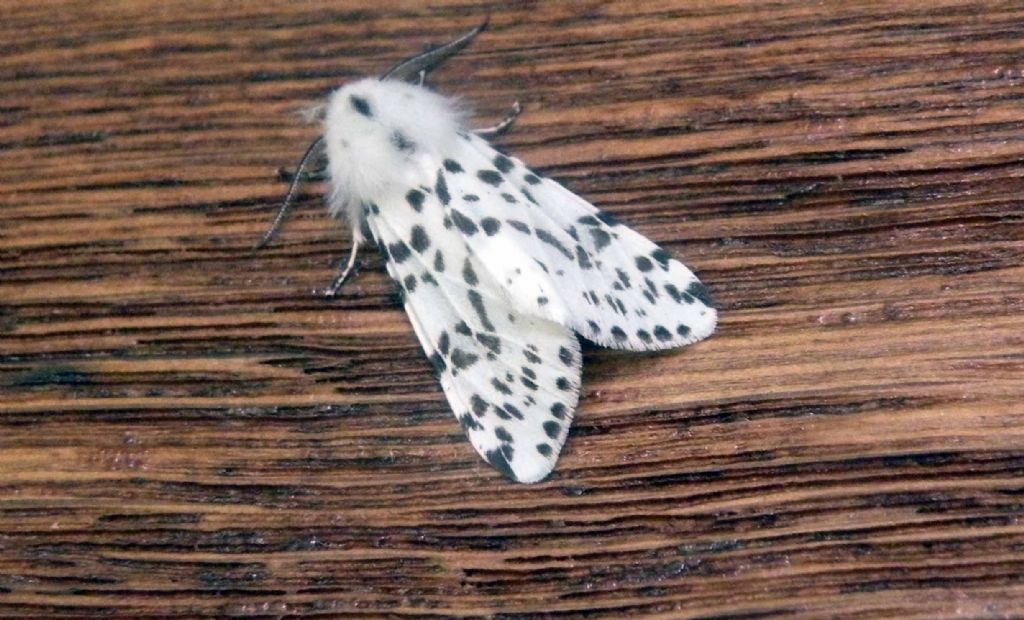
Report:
2,0,1024,617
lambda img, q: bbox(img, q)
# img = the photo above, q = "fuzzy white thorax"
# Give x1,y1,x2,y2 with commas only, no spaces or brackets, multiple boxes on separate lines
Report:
322,78,468,241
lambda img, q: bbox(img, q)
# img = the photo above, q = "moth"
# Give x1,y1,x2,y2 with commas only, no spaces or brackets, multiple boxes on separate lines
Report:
256,22,717,483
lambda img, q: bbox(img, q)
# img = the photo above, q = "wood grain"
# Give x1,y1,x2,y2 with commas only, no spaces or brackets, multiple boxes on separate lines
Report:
2,0,1024,616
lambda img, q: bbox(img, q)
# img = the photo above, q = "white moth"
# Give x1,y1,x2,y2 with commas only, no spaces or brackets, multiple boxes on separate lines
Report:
257,22,717,483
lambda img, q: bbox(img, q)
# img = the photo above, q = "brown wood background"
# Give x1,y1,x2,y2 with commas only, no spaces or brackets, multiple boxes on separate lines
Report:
2,0,1024,616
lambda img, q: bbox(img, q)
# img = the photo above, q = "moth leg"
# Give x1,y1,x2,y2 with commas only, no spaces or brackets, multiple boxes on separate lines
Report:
322,241,362,298
276,162,328,184
255,135,325,250
277,138,329,183
380,19,488,83
475,100,522,138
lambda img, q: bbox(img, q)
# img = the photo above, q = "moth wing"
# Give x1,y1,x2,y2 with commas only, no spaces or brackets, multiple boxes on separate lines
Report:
437,133,717,351
365,188,581,483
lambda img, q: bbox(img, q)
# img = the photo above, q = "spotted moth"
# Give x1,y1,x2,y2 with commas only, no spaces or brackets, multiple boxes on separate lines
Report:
257,22,717,483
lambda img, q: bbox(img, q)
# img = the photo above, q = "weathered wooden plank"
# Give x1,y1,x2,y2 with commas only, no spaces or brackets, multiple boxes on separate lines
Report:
2,0,1024,616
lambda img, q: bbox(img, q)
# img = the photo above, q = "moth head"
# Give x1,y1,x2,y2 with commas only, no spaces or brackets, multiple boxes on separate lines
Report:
318,16,486,207
255,21,486,249
321,79,467,223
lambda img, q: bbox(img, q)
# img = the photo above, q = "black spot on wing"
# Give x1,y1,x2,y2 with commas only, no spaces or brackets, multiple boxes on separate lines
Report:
644,278,659,297
476,333,501,355
636,256,654,272
388,241,411,263
403,274,417,293
433,250,445,272
654,325,672,341
611,326,627,342
503,402,524,420
410,225,430,253
664,283,684,303
677,323,691,337
467,290,495,331
542,421,560,439
455,321,472,336
438,331,450,355
615,269,631,289
686,281,714,306
652,248,671,270
406,189,425,212
524,173,541,185
596,211,620,226
495,426,514,443
481,218,501,236
558,347,573,366
507,219,530,234
462,259,478,286
494,154,514,173
536,443,552,457
589,227,612,251
556,377,571,391
550,403,567,420
491,378,513,395
451,209,478,235
535,229,574,261
435,170,451,205
443,159,463,173
485,447,518,481
429,352,446,373
576,246,593,269
471,394,488,416
451,348,479,370
459,412,483,431
477,170,503,186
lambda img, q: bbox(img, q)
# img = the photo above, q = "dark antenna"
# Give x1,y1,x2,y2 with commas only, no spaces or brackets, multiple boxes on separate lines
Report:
381,19,488,83
254,135,324,250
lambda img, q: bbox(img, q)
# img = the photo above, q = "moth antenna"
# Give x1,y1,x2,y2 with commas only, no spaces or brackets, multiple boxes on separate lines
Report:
380,18,489,83
255,135,325,250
